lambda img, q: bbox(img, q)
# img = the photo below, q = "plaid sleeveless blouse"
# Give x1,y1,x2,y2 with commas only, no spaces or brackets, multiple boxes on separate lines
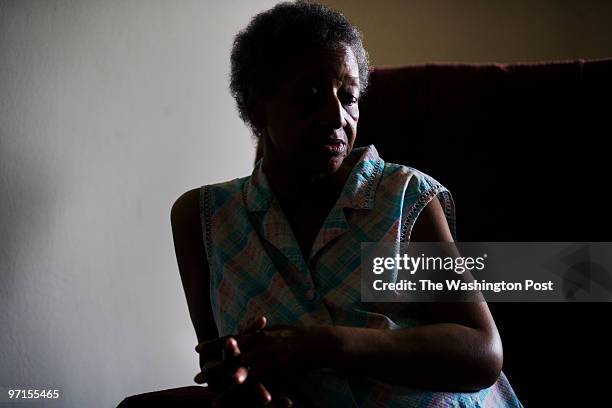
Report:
200,144,522,407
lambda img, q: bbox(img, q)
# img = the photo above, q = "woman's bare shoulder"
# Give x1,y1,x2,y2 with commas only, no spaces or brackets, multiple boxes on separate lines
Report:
170,187,207,278
171,187,201,221
171,187,206,267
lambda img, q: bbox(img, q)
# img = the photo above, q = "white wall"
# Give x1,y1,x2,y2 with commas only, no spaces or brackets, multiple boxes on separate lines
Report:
0,1,277,406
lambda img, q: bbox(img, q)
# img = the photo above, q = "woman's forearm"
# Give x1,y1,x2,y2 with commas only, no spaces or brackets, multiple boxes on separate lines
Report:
321,323,503,392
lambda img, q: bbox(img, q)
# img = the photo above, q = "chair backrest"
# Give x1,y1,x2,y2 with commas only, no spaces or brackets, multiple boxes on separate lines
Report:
357,59,612,406
358,59,612,241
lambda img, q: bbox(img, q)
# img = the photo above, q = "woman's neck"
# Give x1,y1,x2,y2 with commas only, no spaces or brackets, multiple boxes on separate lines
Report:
261,153,357,214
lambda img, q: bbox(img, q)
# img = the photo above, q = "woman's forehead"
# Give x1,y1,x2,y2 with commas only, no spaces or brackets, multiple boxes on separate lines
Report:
286,45,360,87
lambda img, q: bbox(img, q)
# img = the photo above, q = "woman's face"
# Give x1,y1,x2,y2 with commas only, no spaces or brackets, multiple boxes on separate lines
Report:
259,44,360,179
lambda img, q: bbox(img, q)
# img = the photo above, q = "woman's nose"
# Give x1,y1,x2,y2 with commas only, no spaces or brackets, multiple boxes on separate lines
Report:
319,90,347,130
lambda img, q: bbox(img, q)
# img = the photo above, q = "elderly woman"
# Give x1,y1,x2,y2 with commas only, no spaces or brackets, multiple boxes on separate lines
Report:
166,2,523,407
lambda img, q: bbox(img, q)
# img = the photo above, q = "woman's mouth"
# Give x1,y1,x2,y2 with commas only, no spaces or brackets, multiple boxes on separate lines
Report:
318,140,346,156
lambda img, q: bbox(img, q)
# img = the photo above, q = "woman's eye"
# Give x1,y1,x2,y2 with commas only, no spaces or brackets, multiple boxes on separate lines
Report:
342,94,358,106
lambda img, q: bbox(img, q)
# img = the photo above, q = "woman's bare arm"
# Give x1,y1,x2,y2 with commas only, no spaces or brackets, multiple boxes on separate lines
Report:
171,188,218,345
172,189,296,406
327,196,503,391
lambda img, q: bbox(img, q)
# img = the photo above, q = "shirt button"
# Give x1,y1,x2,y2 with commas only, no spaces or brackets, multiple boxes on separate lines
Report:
305,289,315,301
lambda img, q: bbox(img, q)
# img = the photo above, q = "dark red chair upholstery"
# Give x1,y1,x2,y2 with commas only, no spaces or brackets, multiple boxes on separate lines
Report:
357,58,612,406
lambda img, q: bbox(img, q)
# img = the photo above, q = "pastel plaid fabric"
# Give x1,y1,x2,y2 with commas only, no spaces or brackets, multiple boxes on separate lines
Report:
200,145,522,407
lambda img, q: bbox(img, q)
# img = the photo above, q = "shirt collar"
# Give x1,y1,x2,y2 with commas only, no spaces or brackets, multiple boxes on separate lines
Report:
245,144,384,213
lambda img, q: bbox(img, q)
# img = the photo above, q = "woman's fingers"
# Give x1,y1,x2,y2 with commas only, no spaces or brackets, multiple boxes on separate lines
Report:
195,336,228,360
211,380,273,407
232,366,249,385
224,337,250,385
195,337,239,385
195,348,250,387
195,317,271,390
223,337,241,359
254,382,272,405
242,315,268,334
195,315,267,360
273,395,294,408
258,382,295,408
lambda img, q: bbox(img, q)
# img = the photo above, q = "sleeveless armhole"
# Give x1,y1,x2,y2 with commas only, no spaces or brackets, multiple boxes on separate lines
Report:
200,184,222,335
199,185,213,269
400,171,457,243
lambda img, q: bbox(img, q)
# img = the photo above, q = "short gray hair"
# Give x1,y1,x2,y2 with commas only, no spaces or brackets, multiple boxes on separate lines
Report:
230,1,369,137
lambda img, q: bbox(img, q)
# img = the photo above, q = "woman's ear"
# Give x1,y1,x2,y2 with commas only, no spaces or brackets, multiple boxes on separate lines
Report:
249,103,267,134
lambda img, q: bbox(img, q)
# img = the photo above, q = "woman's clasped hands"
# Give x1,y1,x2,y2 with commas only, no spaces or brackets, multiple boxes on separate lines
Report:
194,316,336,407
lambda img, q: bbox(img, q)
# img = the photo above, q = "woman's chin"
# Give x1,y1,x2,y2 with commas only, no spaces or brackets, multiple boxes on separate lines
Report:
310,155,344,177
